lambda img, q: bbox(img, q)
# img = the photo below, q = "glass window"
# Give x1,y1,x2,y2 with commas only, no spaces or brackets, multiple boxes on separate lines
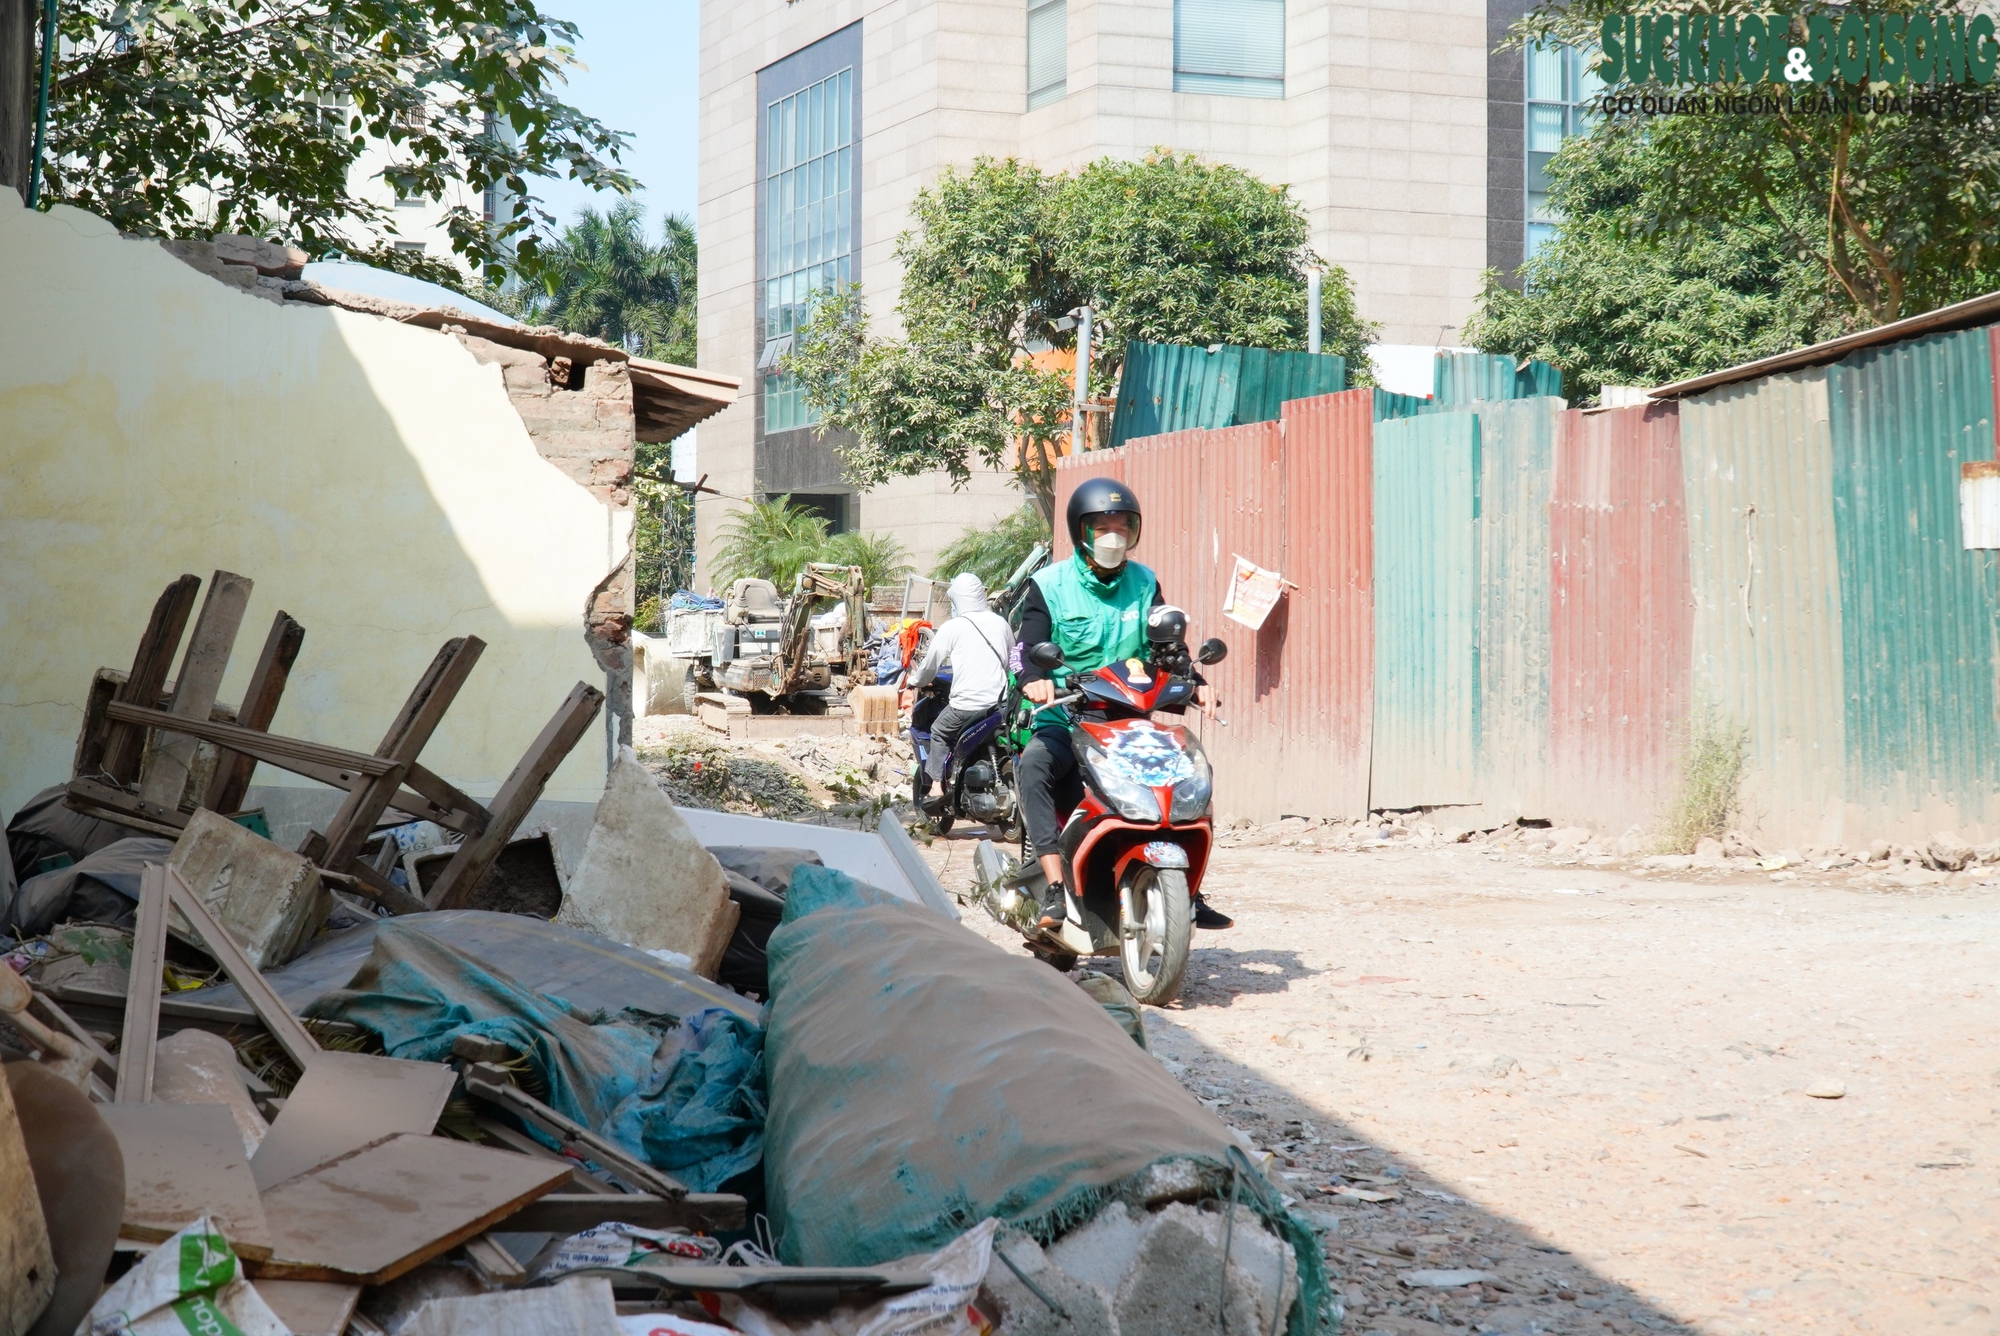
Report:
1174,0,1285,98
1028,0,1067,110
1523,43,1599,260
761,67,855,433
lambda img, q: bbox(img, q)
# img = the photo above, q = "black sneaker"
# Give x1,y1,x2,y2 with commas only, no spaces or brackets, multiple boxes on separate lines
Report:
1193,895,1234,930
1037,882,1070,930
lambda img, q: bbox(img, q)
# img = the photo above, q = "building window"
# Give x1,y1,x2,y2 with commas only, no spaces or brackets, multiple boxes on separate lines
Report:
761,67,854,434
1028,0,1067,109
1524,43,1600,259
1173,0,1284,98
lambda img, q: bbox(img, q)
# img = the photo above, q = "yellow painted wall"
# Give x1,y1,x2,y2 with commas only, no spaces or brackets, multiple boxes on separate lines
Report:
0,193,629,821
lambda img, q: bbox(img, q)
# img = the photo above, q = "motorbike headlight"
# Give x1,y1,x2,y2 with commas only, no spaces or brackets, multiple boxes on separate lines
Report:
1170,731,1213,822
1079,744,1162,823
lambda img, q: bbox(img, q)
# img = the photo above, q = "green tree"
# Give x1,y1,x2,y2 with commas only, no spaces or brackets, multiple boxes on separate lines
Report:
530,201,698,363
1511,2,2000,327
713,496,830,590
821,530,915,591
786,152,1374,515
632,441,695,632
42,0,632,281
932,505,1052,587
1467,131,1843,401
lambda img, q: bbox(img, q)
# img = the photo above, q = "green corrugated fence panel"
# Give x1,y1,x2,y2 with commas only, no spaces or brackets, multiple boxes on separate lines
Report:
1372,410,1481,807
1474,397,1559,818
1434,351,1563,406
1108,341,1345,449
1372,388,1436,422
1679,369,1847,848
1829,327,2000,839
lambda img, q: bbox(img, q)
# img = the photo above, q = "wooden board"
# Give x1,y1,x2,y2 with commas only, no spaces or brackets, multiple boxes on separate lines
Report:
139,570,253,807
0,1063,56,1336
251,1051,456,1191
204,611,306,815
166,867,322,1072
99,1103,272,1260
253,1134,569,1284
102,574,202,784
115,864,171,1103
501,1193,747,1234
252,1280,362,1336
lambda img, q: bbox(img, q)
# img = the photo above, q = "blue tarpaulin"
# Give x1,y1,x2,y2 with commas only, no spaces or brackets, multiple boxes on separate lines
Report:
304,920,765,1192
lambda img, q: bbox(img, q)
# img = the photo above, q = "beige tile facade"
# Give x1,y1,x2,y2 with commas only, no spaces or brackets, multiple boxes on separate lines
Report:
697,0,1496,584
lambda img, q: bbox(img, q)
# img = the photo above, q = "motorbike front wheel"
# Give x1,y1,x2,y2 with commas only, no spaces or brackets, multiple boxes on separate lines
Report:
1120,865,1192,1006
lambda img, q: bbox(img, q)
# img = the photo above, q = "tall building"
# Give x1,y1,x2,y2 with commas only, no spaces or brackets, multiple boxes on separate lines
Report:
697,0,1579,582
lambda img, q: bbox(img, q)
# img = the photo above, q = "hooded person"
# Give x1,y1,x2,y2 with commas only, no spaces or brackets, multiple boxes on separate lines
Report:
906,572,1016,803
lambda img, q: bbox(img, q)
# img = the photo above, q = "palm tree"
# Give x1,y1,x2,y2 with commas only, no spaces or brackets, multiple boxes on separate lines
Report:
714,496,831,589
533,201,697,363
822,530,915,591
933,506,1052,587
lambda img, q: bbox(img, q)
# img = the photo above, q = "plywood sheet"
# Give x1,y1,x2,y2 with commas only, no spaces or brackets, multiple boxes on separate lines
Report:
252,1280,362,1336
251,1050,455,1191
256,1134,568,1283
99,1103,272,1259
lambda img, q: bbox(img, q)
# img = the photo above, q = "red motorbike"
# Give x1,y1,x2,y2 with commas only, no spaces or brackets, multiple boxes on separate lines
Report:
974,606,1228,1005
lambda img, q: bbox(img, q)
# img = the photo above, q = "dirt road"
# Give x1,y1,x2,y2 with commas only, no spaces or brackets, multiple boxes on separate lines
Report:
923,825,2000,1336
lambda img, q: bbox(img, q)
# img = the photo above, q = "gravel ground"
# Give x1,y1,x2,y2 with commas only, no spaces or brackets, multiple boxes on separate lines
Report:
920,821,2000,1336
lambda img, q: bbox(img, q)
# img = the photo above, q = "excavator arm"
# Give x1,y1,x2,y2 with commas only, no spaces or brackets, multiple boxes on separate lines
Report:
775,563,867,697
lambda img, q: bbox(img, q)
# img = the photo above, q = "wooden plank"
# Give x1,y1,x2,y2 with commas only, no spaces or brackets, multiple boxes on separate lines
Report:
427,682,604,910
471,1116,618,1193
251,1051,457,1191
38,981,362,1044
165,866,322,1072
65,776,191,837
461,1064,686,1199
500,1193,747,1234
26,987,118,1094
318,864,429,917
102,574,203,783
461,1232,527,1284
252,1280,362,1336
314,638,484,873
105,702,396,779
115,864,171,1103
72,667,128,781
139,570,254,808
252,1134,569,1284
0,1061,57,1334
397,763,490,836
204,611,306,815
99,1102,273,1259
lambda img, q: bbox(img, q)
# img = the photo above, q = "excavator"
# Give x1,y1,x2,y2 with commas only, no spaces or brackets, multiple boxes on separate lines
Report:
703,563,870,711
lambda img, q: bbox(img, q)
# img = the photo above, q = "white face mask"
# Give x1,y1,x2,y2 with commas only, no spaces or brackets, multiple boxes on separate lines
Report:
1089,530,1129,570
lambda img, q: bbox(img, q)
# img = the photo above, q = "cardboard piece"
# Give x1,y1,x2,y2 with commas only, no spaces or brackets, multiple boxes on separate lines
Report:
251,1050,456,1192
169,810,332,971
0,1065,57,1336
255,1134,569,1283
99,1103,272,1259
557,749,739,977
252,1281,363,1336
152,1028,269,1159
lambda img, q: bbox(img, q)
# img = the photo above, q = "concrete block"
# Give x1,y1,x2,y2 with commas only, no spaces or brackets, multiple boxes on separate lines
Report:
981,1233,1117,1336
1109,1203,1295,1336
168,809,332,971
153,1029,268,1159
558,747,739,977
1047,1201,1147,1299
212,234,308,277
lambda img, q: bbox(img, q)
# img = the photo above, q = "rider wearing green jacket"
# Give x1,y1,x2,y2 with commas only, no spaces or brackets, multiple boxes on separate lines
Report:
1017,478,1234,934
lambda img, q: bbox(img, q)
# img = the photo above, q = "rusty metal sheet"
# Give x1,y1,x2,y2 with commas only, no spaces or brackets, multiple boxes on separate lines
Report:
1678,369,1846,847
1474,397,1559,820
1371,410,1481,808
1828,327,2000,840
1276,390,1375,819
1548,402,1692,834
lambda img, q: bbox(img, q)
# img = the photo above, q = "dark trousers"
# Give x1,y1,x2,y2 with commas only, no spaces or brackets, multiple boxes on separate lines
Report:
924,705,989,781
1017,726,1085,859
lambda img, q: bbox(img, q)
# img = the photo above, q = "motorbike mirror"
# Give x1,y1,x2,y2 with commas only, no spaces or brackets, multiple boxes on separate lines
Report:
1027,641,1066,670
1196,637,1229,665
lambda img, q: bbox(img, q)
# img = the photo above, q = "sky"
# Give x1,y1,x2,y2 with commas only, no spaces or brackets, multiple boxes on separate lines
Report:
528,0,701,237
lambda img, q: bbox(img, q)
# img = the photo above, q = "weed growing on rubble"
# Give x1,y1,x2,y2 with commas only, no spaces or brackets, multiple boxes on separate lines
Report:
1657,708,1747,853
645,732,817,817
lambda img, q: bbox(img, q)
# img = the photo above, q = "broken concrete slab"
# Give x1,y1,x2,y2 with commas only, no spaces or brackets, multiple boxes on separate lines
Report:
982,1232,1116,1336
557,748,737,978
1111,1203,1294,1336
152,1028,268,1158
169,809,331,971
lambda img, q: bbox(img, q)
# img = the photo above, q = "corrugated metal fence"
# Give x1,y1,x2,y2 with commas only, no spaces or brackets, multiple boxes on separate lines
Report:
1105,342,1347,450
1051,334,2000,840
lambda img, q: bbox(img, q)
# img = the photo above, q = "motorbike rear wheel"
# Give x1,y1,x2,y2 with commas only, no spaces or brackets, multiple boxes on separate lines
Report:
1120,865,1191,1006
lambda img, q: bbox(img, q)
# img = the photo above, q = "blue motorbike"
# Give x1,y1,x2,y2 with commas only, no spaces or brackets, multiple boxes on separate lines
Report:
909,669,1020,838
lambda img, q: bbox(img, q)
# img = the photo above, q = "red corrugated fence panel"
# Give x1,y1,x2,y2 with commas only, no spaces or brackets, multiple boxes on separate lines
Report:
1548,402,1693,832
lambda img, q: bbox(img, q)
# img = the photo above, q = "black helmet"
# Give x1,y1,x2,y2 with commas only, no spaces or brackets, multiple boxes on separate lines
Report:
1066,477,1143,550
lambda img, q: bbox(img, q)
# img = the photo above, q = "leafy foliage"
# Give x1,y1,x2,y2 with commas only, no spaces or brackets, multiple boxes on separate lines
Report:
43,0,633,282
1467,132,1844,400
821,530,915,590
524,201,698,363
632,440,695,633
711,495,911,592
932,505,1052,586
786,153,1374,511
1511,1,2000,326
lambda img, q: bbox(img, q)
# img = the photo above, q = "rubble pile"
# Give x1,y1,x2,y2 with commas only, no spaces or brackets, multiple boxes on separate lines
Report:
0,571,1332,1336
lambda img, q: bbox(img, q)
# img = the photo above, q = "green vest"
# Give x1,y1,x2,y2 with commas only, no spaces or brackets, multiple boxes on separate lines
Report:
1031,554,1158,692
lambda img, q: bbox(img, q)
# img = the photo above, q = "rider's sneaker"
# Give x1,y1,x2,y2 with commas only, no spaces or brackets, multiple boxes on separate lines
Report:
1193,895,1234,930
1037,882,1070,930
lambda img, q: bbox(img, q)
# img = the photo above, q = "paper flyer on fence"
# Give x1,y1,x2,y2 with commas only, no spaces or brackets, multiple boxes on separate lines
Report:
1222,555,1285,630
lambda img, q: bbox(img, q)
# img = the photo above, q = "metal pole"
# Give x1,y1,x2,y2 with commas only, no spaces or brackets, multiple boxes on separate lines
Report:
1072,305,1092,453
1306,270,1322,356
24,0,51,208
